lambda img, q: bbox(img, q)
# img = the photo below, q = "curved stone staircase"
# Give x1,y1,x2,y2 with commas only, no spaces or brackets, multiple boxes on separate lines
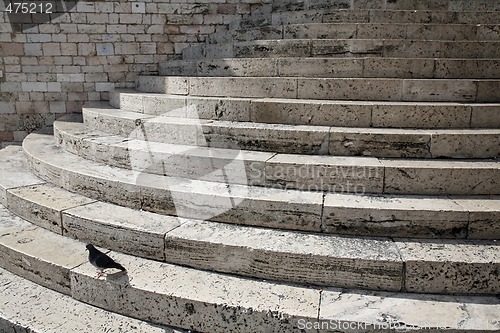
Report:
1,1,500,332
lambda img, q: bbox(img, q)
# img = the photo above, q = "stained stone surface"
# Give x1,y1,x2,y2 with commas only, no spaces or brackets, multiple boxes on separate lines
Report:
250,98,372,127
319,288,500,332
453,197,500,240
0,205,86,294
430,129,500,158
71,252,321,333
0,146,45,205
382,159,500,195
265,154,384,193
165,219,403,290
0,268,183,333
7,183,95,234
329,127,432,158
371,102,471,128
323,193,469,238
63,201,182,260
471,104,500,128
396,239,500,294
83,105,154,136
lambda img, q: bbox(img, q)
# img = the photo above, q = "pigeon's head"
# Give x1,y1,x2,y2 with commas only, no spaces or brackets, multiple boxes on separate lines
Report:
86,244,95,251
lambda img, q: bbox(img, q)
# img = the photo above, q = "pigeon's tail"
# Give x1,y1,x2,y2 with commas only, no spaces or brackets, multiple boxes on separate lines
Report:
111,262,126,271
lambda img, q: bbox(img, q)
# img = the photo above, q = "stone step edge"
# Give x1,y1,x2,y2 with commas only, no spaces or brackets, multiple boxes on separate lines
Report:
111,89,500,129
136,76,500,103
184,39,500,61
0,267,184,333
160,56,500,79
18,134,500,237
0,204,499,332
230,9,500,31
3,175,500,294
57,115,500,197
82,104,500,160
208,22,500,44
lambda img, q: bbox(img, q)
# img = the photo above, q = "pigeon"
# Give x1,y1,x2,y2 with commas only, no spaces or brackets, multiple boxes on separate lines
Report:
86,244,126,278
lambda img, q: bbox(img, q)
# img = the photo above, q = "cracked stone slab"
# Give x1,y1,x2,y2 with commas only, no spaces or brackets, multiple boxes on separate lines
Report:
453,197,500,240
0,267,185,333
70,251,321,333
165,219,403,291
63,201,182,261
382,159,500,195
265,154,384,193
82,104,154,136
24,133,322,231
0,204,86,295
329,127,432,158
7,183,96,234
250,98,372,127
319,288,500,332
396,239,500,295
323,193,469,238
430,129,500,158
0,146,46,205
371,102,472,129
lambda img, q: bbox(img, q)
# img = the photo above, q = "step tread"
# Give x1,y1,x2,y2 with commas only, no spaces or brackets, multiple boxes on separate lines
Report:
82,104,500,159
0,267,183,333
8,141,500,240
0,203,499,332
137,76,500,103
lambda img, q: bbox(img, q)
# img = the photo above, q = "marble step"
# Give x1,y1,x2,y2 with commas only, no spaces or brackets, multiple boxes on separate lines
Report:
269,0,500,12
0,268,185,333
111,89,500,129
161,57,500,79
6,144,498,240
21,131,500,242
208,22,500,45
183,39,500,61
2,185,500,294
82,105,500,159
54,116,500,198
137,76,500,103
231,9,500,31
0,208,498,331
235,9,500,33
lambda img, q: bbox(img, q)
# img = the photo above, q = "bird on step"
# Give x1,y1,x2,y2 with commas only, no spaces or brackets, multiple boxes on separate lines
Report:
86,244,126,278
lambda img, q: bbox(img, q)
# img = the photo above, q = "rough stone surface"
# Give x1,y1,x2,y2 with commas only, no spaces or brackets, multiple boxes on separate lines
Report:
382,159,500,195
71,251,321,333
454,197,500,240
165,220,403,290
397,239,500,295
63,201,181,261
265,154,384,193
323,193,469,238
0,146,46,205
0,267,185,333
319,288,500,332
0,205,86,294
6,183,95,234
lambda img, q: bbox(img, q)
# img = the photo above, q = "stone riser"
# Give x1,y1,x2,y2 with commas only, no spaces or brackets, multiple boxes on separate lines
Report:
82,106,500,159
137,76,500,103
1,187,499,299
1,211,498,332
162,57,500,79
17,135,499,241
111,90,500,129
0,268,184,333
208,23,500,45
232,9,500,31
184,39,500,61
269,0,500,12
22,132,500,243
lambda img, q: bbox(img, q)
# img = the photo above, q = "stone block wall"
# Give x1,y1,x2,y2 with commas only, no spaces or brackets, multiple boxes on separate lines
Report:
0,0,269,146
